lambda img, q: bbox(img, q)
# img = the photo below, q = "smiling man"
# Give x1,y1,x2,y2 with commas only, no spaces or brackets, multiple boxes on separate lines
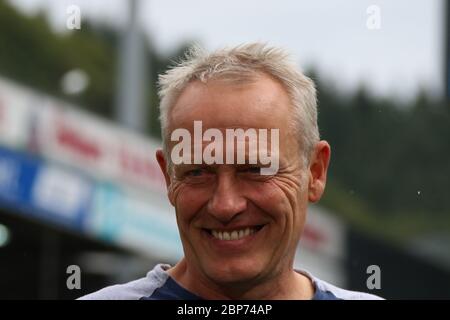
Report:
80,43,381,300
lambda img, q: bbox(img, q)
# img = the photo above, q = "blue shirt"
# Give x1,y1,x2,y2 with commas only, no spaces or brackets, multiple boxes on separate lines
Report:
141,275,340,300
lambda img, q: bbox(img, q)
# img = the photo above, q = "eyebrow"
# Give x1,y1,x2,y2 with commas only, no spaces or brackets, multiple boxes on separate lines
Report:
173,163,271,172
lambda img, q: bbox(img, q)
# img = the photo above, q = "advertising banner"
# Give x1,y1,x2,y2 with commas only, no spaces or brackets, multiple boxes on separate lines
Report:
0,146,93,231
0,78,34,149
35,99,167,194
87,182,182,261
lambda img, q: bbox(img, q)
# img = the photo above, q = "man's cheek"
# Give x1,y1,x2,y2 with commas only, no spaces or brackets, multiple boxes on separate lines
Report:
174,189,204,222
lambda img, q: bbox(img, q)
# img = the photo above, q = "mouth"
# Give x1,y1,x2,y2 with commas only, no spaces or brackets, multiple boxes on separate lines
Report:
203,225,265,241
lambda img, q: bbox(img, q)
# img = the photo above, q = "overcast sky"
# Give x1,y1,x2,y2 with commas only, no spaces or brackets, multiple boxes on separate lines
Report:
9,0,445,101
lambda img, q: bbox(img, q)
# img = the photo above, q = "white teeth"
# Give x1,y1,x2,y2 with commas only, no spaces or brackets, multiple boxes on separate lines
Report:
210,227,258,241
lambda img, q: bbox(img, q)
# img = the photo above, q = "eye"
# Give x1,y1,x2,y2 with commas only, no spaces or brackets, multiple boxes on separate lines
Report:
185,168,205,177
242,166,261,174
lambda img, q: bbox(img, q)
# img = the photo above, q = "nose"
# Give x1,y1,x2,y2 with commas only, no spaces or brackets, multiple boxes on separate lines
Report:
207,171,247,223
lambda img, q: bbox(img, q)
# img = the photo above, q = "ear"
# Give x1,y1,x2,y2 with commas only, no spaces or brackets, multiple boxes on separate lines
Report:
156,149,171,189
308,141,331,203
156,149,177,206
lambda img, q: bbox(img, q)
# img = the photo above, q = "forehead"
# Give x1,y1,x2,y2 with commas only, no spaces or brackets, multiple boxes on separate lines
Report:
169,74,292,131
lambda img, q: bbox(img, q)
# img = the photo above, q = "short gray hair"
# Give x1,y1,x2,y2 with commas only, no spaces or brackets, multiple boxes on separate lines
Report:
157,43,320,165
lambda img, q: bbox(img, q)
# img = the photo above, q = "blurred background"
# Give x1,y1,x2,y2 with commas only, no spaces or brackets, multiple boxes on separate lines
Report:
0,0,449,299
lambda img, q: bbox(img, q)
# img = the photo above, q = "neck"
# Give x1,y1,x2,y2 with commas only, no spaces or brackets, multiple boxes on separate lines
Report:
167,259,315,300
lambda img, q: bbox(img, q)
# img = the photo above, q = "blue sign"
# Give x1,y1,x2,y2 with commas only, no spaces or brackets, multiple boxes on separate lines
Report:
0,147,40,209
88,182,182,259
0,145,181,260
0,146,93,232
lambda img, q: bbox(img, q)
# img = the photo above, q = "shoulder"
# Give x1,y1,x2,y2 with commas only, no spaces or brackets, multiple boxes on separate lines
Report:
77,263,171,300
298,269,384,300
314,277,384,300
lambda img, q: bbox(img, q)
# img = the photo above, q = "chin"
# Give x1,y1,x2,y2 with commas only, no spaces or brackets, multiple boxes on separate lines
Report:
202,258,266,285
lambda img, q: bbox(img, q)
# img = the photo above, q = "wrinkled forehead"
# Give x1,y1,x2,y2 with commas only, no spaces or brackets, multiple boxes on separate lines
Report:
168,76,293,133
165,76,302,164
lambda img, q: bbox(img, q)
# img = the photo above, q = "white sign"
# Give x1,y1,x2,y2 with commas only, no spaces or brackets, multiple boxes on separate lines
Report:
0,76,167,195
0,78,33,148
34,99,166,194
87,183,182,261
32,166,92,219
295,205,347,287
